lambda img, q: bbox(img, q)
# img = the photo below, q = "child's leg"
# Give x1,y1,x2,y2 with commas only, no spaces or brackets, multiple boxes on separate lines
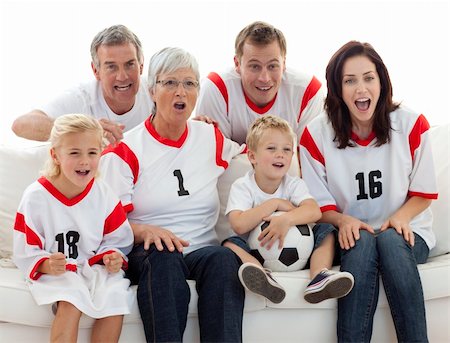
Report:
91,315,124,343
304,225,354,304
223,240,262,267
224,239,285,304
51,301,82,343
309,233,335,279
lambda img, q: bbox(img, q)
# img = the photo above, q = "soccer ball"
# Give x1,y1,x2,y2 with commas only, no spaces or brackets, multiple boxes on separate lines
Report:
248,211,314,272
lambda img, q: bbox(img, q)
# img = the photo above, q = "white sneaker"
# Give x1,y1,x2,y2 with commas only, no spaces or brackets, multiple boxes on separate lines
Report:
304,269,354,304
238,262,286,304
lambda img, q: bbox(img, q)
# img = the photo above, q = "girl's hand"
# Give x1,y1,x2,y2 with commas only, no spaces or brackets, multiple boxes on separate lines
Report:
381,216,415,246
258,214,291,250
47,252,67,275
337,214,374,250
103,252,123,273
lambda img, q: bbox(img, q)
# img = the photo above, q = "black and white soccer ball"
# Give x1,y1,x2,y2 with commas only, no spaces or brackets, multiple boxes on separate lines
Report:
248,211,314,272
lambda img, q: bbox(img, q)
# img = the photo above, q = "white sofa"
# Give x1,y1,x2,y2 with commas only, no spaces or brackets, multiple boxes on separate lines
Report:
0,124,449,343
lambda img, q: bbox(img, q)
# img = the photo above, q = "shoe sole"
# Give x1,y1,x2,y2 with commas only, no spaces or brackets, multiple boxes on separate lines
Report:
239,265,286,304
304,275,354,304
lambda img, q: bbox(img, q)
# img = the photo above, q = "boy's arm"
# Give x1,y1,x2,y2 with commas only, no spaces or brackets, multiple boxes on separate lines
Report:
228,198,286,235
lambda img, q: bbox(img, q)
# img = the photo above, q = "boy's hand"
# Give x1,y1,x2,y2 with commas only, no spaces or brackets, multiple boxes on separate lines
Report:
103,252,123,273
258,214,291,249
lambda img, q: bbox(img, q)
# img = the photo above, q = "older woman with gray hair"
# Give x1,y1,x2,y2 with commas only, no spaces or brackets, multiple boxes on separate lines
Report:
100,47,246,342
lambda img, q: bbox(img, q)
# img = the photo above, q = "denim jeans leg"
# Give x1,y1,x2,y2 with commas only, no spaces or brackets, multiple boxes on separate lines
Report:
127,244,190,343
338,230,379,343
185,245,245,343
377,229,429,343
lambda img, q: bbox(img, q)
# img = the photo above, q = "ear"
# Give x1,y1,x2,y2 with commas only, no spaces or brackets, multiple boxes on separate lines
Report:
234,56,241,74
139,62,144,75
282,57,287,73
149,86,156,102
247,149,256,165
91,62,101,81
50,148,60,165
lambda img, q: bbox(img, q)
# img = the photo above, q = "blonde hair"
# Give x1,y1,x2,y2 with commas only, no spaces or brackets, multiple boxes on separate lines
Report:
246,115,295,152
43,114,104,178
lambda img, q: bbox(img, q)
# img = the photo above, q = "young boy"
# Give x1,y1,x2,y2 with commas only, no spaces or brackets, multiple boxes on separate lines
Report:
224,115,354,304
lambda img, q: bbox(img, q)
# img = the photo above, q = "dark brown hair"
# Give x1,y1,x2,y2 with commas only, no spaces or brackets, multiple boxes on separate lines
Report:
325,41,399,148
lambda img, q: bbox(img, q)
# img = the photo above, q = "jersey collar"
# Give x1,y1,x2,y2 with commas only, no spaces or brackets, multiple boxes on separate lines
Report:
144,115,188,148
350,131,376,146
243,90,277,114
38,176,94,206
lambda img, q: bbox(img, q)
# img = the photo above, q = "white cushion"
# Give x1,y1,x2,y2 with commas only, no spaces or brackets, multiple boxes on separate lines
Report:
0,143,49,258
428,124,450,257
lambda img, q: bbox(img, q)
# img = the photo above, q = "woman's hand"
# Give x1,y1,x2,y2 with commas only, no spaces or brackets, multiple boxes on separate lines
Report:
132,223,190,253
381,216,415,246
103,251,124,273
337,214,374,250
192,115,218,126
258,213,291,250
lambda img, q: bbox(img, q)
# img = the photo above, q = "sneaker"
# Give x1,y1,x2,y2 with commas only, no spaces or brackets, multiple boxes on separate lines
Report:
304,269,354,304
238,262,286,304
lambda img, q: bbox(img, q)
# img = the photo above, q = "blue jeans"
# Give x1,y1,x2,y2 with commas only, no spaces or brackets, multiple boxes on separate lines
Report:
126,244,244,343
337,228,429,343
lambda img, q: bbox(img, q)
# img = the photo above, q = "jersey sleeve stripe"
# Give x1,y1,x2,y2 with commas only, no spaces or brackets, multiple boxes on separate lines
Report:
208,72,229,114
298,76,322,122
408,190,438,199
29,257,48,280
300,127,325,166
320,204,338,213
214,126,229,169
88,250,128,270
14,212,43,249
104,202,127,235
103,142,140,184
123,203,134,213
409,114,430,161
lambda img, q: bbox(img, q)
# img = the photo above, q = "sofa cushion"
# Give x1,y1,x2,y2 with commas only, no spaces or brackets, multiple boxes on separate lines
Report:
0,143,49,258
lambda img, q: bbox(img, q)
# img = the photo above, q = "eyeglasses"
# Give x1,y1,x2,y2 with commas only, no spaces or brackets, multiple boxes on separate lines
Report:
156,79,199,91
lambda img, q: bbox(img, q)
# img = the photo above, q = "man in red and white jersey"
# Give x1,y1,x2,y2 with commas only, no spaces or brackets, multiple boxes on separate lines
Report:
196,21,324,146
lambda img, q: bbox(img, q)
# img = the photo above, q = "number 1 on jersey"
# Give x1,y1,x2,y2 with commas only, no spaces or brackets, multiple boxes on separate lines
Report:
173,169,190,196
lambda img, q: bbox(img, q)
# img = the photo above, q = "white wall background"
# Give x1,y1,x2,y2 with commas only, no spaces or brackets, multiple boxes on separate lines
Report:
1,0,449,146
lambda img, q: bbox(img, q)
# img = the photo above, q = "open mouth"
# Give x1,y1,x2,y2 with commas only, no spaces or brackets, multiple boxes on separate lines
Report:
355,98,370,111
114,84,132,91
256,85,272,92
75,170,90,176
174,102,186,110
272,162,284,168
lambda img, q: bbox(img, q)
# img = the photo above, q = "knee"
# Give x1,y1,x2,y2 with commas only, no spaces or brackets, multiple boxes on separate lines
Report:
208,247,240,274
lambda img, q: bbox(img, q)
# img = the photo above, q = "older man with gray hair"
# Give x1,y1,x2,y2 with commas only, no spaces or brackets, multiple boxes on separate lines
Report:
12,24,153,144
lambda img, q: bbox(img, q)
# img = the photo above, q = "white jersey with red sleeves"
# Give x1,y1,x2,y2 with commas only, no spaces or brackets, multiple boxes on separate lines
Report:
13,177,134,318
100,117,246,254
196,68,325,145
299,107,438,249
40,77,153,132
226,170,314,216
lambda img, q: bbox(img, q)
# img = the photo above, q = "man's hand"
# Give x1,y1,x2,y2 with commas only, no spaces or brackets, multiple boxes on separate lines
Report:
99,118,125,145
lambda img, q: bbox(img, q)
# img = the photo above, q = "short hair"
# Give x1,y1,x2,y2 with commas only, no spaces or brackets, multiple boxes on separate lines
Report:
235,21,287,61
325,40,400,148
90,24,143,68
43,114,103,178
246,115,295,152
147,47,200,113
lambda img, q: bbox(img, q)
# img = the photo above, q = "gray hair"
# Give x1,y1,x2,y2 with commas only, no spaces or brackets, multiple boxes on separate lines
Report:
90,24,143,68
147,47,200,90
